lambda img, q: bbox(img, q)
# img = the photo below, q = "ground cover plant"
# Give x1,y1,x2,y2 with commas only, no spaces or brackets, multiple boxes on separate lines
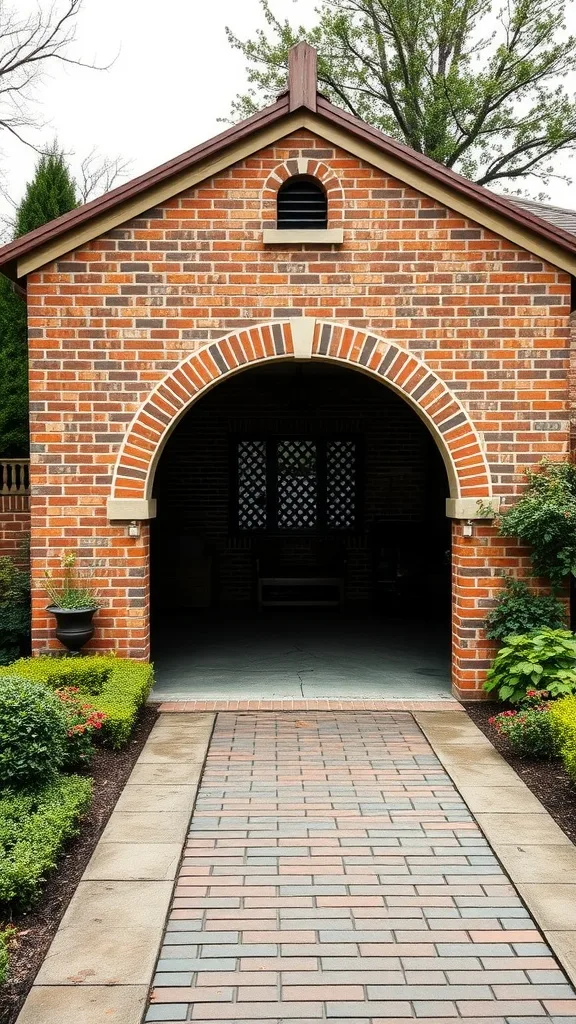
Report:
489,690,556,758
0,928,14,986
484,577,567,642
0,656,153,748
549,695,576,781
56,687,107,769
0,777,92,912
484,628,576,704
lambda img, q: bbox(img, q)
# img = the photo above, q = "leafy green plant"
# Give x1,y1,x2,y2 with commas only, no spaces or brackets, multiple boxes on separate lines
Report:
0,657,153,748
0,556,30,665
0,677,68,789
498,460,576,585
43,551,100,610
489,689,556,757
0,925,15,984
549,695,576,781
0,776,92,911
55,687,108,769
485,577,567,641
484,628,576,704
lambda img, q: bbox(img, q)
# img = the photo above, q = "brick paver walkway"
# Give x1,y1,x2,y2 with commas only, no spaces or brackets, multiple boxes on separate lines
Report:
145,712,576,1022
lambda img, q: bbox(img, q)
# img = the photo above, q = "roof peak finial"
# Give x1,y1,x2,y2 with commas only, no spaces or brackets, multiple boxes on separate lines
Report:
289,42,318,112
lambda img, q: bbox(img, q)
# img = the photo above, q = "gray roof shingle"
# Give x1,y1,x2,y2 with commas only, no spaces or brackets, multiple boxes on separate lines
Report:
508,197,576,236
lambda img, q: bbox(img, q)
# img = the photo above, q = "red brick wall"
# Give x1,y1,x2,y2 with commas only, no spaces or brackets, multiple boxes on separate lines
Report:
24,128,572,695
0,495,30,561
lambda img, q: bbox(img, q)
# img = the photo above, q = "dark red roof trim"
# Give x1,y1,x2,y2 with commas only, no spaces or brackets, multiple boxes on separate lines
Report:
1,88,576,282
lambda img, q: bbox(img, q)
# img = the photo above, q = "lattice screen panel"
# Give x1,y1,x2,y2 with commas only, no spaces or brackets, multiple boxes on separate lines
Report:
326,440,357,528
277,440,318,529
237,440,267,529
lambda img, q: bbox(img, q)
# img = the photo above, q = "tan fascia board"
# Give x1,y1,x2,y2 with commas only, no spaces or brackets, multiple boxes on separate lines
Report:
17,110,576,278
301,115,576,276
17,114,305,278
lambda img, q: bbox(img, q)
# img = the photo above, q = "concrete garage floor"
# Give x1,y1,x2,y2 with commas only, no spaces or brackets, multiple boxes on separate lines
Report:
151,611,452,701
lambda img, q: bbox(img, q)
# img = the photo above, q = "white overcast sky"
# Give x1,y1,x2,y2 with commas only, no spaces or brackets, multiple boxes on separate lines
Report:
3,0,576,222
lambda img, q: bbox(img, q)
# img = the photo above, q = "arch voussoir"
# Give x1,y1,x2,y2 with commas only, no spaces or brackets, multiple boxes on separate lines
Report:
111,320,492,509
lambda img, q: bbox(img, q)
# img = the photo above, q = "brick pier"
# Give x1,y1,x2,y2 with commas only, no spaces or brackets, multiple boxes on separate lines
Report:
145,712,576,1021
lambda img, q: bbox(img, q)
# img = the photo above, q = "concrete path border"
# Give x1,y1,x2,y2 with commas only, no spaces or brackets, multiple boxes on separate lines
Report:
415,710,576,988
15,712,215,1024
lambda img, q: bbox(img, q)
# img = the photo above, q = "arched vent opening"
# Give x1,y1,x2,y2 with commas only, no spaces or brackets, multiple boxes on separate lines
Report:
277,175,328,230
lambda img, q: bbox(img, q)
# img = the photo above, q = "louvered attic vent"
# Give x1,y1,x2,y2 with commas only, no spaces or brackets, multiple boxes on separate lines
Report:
277,176,328,229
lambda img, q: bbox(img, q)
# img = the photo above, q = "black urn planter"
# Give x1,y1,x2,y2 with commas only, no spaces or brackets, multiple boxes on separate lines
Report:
47,605,98,654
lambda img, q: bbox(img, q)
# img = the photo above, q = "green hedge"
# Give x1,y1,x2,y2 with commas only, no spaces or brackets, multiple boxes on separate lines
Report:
0,926,13,984
0,775,92,912
549,695,576,780
0,657,153,748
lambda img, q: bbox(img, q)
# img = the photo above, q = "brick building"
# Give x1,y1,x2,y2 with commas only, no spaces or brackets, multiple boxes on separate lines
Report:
1,43,575,700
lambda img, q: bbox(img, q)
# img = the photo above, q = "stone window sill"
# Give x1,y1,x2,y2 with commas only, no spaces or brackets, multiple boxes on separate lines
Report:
262,228,344,244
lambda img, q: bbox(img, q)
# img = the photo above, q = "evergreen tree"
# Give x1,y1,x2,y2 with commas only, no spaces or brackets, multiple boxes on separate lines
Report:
0,278,28,456
0,146,78,456
15,147,78,238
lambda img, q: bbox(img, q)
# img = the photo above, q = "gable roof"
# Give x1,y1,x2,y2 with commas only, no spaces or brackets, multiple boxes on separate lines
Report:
2,42,576,282
509,197,576,236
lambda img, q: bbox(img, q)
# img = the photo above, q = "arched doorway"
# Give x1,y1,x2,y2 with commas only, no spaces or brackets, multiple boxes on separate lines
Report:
151,360,452,698
108,319,495,698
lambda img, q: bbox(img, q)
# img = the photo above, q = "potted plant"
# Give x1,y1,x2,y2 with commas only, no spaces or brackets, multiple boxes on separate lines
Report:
43,552,100,654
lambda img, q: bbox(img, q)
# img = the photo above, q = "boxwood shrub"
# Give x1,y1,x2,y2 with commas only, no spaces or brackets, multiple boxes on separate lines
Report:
549,695,576,781
0,657,153,748
0,775,92,911
0,677,69,789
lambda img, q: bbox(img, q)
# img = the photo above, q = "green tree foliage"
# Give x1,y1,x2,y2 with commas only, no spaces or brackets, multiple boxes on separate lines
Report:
0,555,30,664
227,0,576,189
0,277,28,456
0,147,77,456
15,146,78,238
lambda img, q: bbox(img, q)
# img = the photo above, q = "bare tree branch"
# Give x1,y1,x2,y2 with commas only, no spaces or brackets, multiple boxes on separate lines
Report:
76,148,132,204
0,1,113,146
227,0,576,192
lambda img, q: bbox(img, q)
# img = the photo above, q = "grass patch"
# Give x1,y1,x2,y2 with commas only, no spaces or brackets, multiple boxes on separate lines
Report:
0,657,153,748
0,775,92,913
549,695,576,781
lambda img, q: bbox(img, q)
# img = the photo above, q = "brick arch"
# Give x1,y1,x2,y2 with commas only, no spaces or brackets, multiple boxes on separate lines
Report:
262,160,344,227
111,320,492,506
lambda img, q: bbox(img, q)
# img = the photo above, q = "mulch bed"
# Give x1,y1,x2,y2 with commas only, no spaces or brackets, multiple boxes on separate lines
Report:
466,702,576,844
0,705,159,1024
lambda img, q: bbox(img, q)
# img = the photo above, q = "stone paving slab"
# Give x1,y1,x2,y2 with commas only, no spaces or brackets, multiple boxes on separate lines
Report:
15,985,149,1024
415,711,576,997
144,711,576,1022
35,879,174,985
